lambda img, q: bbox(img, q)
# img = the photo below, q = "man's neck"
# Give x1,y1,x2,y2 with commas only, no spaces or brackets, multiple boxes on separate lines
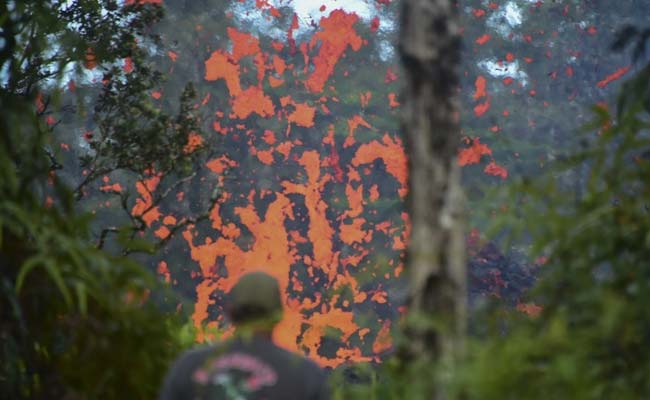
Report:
235,326,273,341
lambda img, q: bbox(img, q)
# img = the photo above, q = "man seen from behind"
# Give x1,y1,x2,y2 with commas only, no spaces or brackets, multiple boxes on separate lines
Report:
159,272,329,400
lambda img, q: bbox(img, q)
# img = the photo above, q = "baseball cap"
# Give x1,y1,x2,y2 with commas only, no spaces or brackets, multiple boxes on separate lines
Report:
227,272,283,325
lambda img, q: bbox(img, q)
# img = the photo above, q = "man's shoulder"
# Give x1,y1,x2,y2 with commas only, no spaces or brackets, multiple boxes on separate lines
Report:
271,346,328,398
177,339,320,371
268,343,325,378
172,343,228,370
180,344,219,359
159,344,224,400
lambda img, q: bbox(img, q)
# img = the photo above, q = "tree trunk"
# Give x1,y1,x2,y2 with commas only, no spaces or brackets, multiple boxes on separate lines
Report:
399,0,466,397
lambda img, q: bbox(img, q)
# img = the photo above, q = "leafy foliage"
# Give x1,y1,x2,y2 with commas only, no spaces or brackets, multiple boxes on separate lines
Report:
330,24,650,400
0,2,190,398
456,33,650,399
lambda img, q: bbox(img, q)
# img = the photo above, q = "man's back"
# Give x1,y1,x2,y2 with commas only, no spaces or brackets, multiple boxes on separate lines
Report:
160,335,328,400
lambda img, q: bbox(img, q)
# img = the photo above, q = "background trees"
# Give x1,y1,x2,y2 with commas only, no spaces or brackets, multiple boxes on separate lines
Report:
330,16,650,400
458,30,650,400
0,2,194,398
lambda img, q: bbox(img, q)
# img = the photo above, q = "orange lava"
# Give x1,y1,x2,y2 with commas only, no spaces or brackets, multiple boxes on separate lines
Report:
475,34,491,45
474,76,487,100
344,115,372,148
474,98,491,117
282,151,336,281
232,86,275,119
458,138,492,166
352,134,407,197
306,10,363,93
596,66,631,88
131,173,162,226
228,27,261,61
287,102,317,128
484,161,508,179
157,5,411,368
205,50,242,96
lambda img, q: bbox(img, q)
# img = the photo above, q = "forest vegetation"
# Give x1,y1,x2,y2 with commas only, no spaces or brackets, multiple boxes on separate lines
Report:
1,0,649,399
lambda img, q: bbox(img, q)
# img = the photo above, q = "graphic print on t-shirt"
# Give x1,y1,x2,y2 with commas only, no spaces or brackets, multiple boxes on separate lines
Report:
192,352,278,399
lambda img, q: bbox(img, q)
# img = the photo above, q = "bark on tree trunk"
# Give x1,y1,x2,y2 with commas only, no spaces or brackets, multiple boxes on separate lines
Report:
399,0,466,397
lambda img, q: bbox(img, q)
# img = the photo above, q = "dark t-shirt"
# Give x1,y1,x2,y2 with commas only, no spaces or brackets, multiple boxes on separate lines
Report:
159,336,329,400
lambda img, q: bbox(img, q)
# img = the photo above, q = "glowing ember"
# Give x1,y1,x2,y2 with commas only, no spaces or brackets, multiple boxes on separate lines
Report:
597,66,631,88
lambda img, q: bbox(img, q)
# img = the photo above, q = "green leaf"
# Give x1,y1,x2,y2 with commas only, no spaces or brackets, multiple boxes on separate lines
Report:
75,281,88,315
16,256,72,308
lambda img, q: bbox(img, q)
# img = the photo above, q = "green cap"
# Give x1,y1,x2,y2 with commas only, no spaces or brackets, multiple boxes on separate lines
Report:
227,272,283,325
